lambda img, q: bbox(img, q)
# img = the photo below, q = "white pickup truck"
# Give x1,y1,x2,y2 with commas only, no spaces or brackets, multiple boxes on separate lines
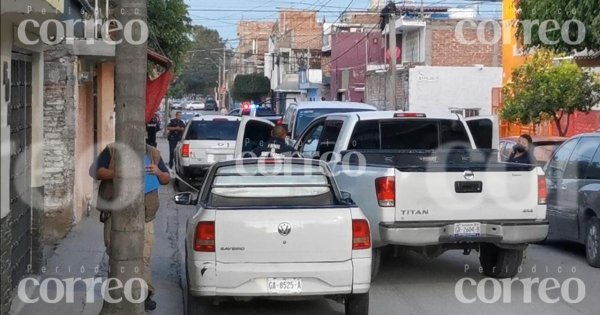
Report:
176,158,372,315
235,112,549,279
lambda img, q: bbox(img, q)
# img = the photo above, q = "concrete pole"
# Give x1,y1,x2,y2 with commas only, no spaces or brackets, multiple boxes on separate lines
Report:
387,11,397,110
222,45,227,109
100,0,147,313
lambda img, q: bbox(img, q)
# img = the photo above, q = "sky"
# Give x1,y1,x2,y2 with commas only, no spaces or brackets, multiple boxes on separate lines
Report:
185,0,502,48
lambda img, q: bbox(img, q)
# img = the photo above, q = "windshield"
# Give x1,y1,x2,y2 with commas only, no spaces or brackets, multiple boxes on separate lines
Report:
181,113,197,122
255,108,277,117
185,120,240,140
533,143,562,163
294,108,373,138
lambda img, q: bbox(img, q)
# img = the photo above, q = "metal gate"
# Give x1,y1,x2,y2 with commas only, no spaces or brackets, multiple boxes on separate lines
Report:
9,52,32,284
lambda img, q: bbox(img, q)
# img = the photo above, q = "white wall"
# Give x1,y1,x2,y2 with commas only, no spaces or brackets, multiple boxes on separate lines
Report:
408,66,502,116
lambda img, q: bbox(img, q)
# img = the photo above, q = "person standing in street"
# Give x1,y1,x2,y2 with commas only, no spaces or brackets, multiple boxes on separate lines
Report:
91,143,171,310
251,125,296,157
508,134,536,165
146,112,161,147
166,111,186,168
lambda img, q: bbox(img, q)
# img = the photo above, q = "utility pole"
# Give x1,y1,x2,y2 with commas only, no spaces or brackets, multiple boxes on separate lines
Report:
221,42,227,110
217,62,222,106
386,9,397,110
100,0,147,314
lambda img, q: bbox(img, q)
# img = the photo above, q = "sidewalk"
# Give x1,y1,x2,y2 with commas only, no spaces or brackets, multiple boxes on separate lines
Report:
10,139,184,315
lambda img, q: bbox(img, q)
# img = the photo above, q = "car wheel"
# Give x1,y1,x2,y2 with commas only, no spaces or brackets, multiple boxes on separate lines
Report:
479,243,524,278
345,293,369,315
586,217,600,268
371,247,382,280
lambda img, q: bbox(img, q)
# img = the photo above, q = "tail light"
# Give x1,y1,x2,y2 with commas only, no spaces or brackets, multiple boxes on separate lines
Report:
394,113,426,118
194,221,215,252
352,219,371,250
538,175,547,204
375,176,395,207
181,143,190,158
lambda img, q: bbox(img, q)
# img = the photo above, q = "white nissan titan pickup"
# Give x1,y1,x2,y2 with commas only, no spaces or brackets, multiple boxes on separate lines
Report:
233,112,549,279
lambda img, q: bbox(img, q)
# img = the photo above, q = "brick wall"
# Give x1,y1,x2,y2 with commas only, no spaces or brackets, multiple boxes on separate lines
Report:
42,44,78,242
236,21,275,74
430,20,502,67
276,10,322,50
237,21,274,56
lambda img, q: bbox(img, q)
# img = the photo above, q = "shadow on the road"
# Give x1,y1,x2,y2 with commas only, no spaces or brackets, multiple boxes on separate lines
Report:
374,249,481,284
194,298,343,315
537,240,586,258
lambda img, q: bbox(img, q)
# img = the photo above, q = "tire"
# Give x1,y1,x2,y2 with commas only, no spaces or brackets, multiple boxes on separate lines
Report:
479,243,524,278
345,293,369,315
371,247,382,280
585,217,600,268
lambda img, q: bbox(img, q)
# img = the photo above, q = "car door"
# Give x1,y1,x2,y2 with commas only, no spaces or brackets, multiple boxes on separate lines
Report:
560,137,600,240
545,138,580,239
315,119,344,162
234,116,274,159
465,116,500,150
295,118,327,159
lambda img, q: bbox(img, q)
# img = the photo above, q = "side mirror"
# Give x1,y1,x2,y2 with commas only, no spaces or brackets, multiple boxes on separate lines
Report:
174,192,197,205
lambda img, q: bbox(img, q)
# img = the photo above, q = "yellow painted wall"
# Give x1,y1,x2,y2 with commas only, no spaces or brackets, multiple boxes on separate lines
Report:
502,0,526,84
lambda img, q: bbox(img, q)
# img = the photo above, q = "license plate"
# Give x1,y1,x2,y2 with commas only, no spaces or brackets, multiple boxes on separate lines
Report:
267,278,302,294
454,222,481,237
207,154,227,163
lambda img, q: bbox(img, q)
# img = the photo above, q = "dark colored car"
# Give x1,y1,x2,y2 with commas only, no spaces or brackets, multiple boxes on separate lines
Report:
205,97,218,111
544,132,600,267
500,136,567,166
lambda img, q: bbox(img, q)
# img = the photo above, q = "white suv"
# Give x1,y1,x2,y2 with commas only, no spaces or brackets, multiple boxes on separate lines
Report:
174,116,240,183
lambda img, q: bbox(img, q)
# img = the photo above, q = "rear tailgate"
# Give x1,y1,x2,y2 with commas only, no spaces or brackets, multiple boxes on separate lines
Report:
188,140,235,164
343,149,543,222
394,167,541,222
215,208,352,263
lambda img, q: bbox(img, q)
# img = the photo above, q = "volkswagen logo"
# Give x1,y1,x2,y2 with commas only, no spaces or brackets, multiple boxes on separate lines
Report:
463,170,475,180
278,222,292,236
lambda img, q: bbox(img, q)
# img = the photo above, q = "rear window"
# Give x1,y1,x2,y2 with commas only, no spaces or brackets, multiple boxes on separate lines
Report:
533,143,562,163
255,108,277,116
295,108,373,138
207,164,336,207
185,120,240,140
349,119,471,150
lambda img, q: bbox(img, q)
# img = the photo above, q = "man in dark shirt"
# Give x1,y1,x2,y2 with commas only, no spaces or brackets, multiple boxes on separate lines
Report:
91,144,170,310
146,113,161,147
508,134,536,165
166,111,186,168
252,125,296,157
